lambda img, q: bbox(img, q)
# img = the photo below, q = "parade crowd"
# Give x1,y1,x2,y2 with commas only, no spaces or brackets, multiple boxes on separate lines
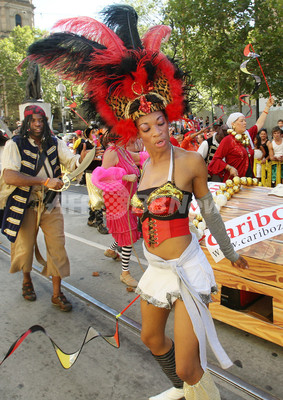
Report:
0,4,282,400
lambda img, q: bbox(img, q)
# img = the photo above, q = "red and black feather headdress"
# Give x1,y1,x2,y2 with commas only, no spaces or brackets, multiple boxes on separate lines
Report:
27,5,187,144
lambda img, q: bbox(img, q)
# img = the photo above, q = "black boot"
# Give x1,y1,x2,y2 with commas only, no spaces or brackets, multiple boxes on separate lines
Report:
95,209,108,234
87,208,98,227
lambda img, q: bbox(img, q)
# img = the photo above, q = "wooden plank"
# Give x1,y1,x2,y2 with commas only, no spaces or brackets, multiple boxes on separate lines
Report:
201,246,283,288
273,307,283,327
210,302,283,347
212,270,283,309
195,186,283,344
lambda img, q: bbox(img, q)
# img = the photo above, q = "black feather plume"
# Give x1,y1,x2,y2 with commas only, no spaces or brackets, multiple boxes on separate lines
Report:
101,5,143,50
27,32,106,82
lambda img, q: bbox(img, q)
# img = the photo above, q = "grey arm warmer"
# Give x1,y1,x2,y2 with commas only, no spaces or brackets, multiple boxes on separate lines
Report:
196,191,239,263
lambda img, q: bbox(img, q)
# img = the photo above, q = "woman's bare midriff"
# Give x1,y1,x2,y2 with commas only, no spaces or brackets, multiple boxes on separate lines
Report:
144,234,192,260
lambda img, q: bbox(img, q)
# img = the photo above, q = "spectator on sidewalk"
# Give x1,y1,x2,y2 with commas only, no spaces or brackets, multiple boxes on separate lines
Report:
269,126,283,185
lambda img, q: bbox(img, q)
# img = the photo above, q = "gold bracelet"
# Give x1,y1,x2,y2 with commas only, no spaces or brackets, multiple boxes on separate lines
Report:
44,178,50,186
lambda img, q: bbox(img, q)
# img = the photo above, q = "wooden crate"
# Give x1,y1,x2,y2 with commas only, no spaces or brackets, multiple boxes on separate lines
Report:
198,186,283,346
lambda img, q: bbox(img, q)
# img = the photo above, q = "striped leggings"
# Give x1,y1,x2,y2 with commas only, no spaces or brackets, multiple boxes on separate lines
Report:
109,241,132,272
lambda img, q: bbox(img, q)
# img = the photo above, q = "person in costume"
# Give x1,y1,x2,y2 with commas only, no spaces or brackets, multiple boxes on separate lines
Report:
0,105,87,311
92,131,147,288
208,98,274,181
77,127,108,234
26,5,249,399
197,124,228,181
180,127,205,151
0,129,8,172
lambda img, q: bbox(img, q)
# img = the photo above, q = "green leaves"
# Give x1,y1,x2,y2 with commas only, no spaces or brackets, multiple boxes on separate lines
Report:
0,26,83,127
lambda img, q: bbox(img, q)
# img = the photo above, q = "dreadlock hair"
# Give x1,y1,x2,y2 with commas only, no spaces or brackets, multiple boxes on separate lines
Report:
19,114,54,151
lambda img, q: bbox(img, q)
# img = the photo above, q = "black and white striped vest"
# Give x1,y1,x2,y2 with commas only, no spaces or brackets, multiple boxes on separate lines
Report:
1,135,61,242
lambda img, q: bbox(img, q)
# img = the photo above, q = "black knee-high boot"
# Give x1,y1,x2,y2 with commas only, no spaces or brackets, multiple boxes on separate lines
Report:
88,208,96,225
152,341,183,389
94,209,108,234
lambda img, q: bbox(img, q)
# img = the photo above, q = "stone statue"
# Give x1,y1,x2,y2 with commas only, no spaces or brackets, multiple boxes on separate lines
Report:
24,61,43,101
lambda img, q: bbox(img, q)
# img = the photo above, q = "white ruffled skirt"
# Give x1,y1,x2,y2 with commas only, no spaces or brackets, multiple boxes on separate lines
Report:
136,233,232,371
136,234,217,307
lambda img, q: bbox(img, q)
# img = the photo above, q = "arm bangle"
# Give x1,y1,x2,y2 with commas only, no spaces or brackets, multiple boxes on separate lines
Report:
263,110,268,115
44,178,50,186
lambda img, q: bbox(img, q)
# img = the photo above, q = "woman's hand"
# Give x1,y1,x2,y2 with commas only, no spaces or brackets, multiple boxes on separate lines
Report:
266,97,274,109
231,255,249,269
123,174,138,182
226,164,238,177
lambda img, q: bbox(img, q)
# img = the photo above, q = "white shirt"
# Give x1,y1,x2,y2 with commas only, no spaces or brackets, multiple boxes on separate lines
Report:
0,137,80,206
197,133,219,159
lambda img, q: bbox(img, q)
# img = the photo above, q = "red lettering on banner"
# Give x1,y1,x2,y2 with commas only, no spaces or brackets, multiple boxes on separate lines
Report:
246,216,255,232
255,212,270,227
207,234,217,246
272,207,283,220
236,222,246,235
226,228,236,238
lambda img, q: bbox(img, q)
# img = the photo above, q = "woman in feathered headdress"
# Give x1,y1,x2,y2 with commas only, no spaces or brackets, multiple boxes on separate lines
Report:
27,5,249,399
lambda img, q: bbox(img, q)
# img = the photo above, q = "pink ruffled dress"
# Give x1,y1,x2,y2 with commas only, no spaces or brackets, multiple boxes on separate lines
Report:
92,145,141,246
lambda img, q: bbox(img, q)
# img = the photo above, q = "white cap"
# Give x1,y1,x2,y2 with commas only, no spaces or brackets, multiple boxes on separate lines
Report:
226,112,245,128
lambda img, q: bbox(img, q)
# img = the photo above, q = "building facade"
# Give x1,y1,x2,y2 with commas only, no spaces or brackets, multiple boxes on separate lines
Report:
0,0,34,38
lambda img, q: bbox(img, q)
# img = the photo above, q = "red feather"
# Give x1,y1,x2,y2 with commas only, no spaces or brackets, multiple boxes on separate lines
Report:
142,25,171,52
52,17,126,55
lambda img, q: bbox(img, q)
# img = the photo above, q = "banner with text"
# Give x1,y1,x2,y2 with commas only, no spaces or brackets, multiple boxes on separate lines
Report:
205,205,283,262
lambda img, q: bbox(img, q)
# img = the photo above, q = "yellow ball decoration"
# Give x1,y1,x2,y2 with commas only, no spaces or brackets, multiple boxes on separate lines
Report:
226,179,233,187
196,214,203,221
233,176,241,185
193,219,199,227
235,134,242,141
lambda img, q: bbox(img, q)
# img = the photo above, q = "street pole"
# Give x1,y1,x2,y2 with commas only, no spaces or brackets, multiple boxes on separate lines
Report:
56,81,66,134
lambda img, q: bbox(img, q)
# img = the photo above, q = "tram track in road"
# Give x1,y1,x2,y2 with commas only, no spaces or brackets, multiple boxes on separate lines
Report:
0,242,280,400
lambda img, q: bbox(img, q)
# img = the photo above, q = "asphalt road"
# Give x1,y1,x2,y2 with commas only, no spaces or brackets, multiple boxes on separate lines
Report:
0,184,282,400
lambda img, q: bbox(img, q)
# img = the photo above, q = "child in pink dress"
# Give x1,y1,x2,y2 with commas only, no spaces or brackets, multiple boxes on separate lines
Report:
92,138,148,287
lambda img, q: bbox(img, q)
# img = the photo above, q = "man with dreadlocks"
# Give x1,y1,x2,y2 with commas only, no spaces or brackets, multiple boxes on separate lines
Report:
0,105,87,311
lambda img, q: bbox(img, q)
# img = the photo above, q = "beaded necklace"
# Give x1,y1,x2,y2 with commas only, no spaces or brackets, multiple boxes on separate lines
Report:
227,128,250,147
117,146,140,176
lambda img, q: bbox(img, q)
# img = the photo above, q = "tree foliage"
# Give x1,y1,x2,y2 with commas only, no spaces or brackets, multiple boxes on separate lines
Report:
0,26,83,128
164,0,282,109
